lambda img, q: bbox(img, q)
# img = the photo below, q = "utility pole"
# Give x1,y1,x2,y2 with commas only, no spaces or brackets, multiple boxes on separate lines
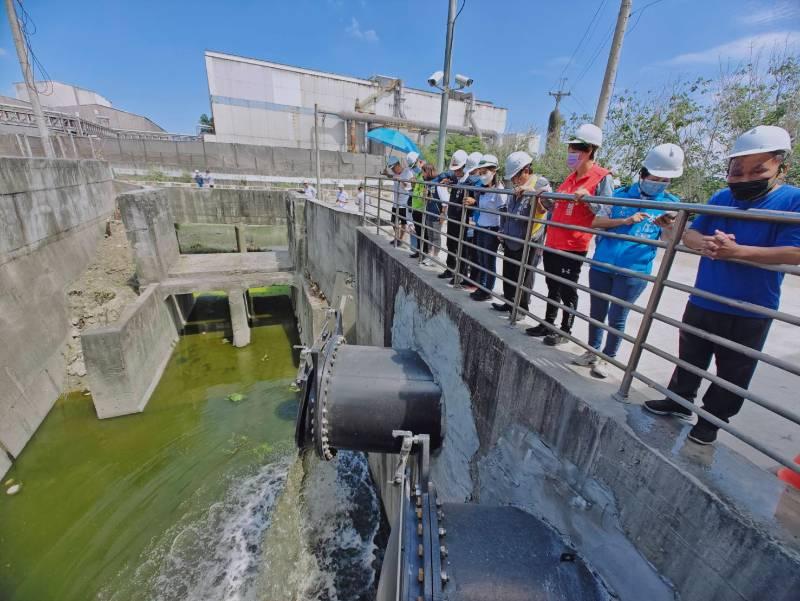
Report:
546,81,570,154
5,0,54,158
435,0,457,172
594,0,633,129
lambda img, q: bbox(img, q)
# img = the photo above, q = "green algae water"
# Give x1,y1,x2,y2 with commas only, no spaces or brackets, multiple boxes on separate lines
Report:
0,295,302,601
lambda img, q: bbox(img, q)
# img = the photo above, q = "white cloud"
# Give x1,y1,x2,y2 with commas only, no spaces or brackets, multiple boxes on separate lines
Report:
0,48,7,57
662,31,800,65
345,17,379,43
739,1,800,25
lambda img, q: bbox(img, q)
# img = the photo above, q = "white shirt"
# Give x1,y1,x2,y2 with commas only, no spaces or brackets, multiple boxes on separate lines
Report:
205,173,214,186
393,168,414,206
357,191,366,206
476,188,507,227
337,190,349,205
304,186,317,200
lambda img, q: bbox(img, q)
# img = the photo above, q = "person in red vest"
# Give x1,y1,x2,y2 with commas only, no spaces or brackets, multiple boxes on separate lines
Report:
527,123,615,346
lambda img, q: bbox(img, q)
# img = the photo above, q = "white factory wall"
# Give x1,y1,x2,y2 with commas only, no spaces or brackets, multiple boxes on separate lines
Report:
205,51,507,150
15,81,112,109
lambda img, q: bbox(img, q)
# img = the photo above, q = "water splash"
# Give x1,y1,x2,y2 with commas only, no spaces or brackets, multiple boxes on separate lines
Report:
101,451,383,601
257,451,383,601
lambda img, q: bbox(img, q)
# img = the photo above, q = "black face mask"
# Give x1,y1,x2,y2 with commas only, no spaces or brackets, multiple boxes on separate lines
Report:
728,177,776,202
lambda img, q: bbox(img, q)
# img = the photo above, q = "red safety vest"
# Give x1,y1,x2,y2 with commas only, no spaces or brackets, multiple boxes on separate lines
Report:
545,163,611,252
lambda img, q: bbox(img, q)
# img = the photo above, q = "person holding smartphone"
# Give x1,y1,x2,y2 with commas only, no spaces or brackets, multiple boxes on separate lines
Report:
573,143,684,378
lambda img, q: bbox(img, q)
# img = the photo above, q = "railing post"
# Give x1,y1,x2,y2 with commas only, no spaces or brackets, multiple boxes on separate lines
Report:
362,175,368,227
509,193,536,325
452,195,468,286
618,209,689,398
376,178,383,236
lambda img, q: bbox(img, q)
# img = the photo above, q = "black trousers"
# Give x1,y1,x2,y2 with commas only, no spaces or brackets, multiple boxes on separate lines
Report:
445,218,468,276
542,249,587,333
411,209,428,254
501,244,541,311
667,302,771,421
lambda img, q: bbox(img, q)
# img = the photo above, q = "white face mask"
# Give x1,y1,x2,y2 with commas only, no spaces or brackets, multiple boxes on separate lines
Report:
480,172,495,185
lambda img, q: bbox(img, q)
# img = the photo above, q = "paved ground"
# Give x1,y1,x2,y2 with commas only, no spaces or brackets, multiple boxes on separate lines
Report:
373,221,799,473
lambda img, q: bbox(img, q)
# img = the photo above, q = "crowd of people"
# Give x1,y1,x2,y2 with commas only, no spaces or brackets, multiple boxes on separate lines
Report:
377,123,799,446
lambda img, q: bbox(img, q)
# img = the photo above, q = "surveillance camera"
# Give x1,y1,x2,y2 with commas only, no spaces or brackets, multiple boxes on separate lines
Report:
454,74,473,88
427,71,444,88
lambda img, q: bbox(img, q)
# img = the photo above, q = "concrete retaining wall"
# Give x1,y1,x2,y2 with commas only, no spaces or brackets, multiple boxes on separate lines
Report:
0,131,384,178
0,158,114,469
166,187,289,226
305,197,363,302
117,188,180,284
355,229,800,601
82,285,179,418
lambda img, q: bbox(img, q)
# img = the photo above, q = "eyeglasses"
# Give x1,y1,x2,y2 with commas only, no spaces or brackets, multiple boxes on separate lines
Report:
569,143,591,152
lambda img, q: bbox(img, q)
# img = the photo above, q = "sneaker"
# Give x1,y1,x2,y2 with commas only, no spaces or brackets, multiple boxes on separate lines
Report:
643,399,693,420
526,324,552,337
491,303,511,313
421,259,433,266
471,291,491,301
688,419,719,445
463,284,477,292
543,332,568,346
409,252,420,259
590,360,609,379
437,271,452,279
572,351,598,367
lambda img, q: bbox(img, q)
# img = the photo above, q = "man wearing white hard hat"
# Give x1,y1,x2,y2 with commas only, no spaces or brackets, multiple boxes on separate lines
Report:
573,143,683,379
528,123,615,345
428,150,485,283
646,125,800,445
490,152,551,312
336,184,349,207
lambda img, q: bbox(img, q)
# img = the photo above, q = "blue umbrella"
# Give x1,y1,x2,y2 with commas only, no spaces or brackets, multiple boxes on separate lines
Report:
366,127,419,154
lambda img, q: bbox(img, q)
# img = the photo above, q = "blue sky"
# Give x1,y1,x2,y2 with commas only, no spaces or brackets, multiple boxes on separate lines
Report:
1,0,798,136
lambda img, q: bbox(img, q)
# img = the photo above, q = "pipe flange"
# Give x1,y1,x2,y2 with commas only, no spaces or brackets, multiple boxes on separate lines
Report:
317,334,346,461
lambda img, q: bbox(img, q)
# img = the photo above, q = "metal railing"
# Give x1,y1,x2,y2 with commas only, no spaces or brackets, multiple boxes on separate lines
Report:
358,174,800,476
0,102,199,142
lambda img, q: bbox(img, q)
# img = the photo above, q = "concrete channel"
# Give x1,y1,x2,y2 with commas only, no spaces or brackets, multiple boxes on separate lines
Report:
1,156,798,600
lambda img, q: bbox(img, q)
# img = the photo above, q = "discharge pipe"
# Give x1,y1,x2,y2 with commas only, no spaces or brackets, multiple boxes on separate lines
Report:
295,313,442,460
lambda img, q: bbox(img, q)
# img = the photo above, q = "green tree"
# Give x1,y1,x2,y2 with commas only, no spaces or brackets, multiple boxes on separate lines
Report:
199,113,215,133
421,134,485,168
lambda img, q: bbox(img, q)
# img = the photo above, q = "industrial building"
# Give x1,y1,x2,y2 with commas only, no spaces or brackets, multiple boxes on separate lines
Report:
203,50,509,152
12,81,165,133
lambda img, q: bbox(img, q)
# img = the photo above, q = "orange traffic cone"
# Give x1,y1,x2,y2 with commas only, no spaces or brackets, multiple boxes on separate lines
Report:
778,455,800,489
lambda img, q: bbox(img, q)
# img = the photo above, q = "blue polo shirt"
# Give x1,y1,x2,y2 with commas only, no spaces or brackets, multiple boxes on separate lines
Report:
689,185,800,317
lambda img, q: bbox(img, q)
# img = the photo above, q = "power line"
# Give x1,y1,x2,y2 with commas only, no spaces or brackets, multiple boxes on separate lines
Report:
571,0,671,88
555,0,611,88
14,0,53,96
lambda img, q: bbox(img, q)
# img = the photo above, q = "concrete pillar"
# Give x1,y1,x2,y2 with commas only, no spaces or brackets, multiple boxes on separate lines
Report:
228,289,251,347
236,225,248,253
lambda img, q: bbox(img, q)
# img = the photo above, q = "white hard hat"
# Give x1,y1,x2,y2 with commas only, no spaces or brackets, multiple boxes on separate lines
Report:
728,125,792,159
465,151,483,174
406,151,420,166
478,154,499,168
643,143,684,178
387,156,401,168
505,151,533,179
449,149,468,170
568,123,603,148
534,176,552,193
